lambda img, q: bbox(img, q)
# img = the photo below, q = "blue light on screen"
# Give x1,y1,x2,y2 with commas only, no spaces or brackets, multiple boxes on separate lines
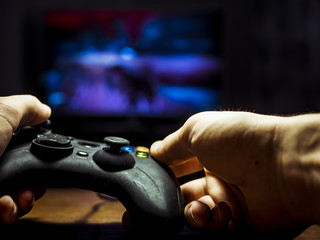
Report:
159,85,220,110
43,10,222,116
48,92,66,108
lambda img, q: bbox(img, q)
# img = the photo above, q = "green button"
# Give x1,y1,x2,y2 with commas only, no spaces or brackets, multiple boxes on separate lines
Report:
136,151,149,158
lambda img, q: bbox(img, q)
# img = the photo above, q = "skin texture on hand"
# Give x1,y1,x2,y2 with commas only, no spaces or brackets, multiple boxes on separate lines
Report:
150,111,320,233
0,95,51,224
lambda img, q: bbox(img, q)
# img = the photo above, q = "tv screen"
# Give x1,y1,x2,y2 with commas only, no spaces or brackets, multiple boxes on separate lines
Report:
42,10,223,118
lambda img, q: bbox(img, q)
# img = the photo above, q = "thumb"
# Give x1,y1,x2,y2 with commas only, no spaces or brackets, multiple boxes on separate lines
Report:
0,95,51,129
0,95,51,155
151,130,195,166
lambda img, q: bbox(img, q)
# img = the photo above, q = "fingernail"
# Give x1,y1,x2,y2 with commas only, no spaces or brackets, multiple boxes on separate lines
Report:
150,141,161,154
187,205,199,225
9,203,17,218
42,104,52,114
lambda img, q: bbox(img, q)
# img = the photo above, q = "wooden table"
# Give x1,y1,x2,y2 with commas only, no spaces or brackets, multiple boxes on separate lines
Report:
1,188,319,239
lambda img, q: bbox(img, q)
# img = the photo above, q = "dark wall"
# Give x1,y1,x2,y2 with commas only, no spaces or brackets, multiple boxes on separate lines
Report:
251,0,320,114
0,0,26,94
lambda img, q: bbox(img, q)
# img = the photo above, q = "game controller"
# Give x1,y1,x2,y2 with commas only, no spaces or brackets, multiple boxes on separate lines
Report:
0,122,185,235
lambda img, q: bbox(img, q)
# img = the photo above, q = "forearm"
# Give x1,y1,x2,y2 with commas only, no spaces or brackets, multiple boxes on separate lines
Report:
276,114,320,225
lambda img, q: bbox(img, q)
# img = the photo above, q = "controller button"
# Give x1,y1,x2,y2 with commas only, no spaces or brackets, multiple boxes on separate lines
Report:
135,146,149,158
122,146,135,153
136,151,149,158
103,136,130,153
78,142,100,148
136,146,150,153
77,151,89,157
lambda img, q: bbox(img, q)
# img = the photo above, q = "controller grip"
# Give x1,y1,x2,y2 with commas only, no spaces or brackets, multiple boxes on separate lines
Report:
0,143,185,235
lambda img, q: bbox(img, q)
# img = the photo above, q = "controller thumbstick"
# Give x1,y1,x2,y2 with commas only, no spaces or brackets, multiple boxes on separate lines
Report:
103,136,130,153
93,136,135,172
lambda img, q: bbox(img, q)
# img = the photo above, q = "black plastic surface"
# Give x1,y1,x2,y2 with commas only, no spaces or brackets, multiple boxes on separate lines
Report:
0,129,185,235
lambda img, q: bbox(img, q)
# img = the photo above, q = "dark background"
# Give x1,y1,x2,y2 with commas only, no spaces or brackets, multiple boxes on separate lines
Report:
1,0,320,144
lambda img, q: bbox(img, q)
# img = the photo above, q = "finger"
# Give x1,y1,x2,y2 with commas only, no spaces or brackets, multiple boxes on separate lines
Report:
0,195,18,224
34,185,47,200
0,95,51,128
151,129,195,166
180,178,208,204
15,188,34,215
198,195,216,209
0,95,51,155
150,112,216,166
169,158,204,178
184,201,232,232
15,95,51,126
206,202,232,232
184,201,211,230
205,171,244,226
122,211,134,231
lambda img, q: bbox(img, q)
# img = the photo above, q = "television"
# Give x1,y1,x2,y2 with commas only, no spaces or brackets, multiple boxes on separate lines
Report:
40,9,224,144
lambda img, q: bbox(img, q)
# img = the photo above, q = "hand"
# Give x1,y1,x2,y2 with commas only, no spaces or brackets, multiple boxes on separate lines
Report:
0,95,51,224
149,111,320,233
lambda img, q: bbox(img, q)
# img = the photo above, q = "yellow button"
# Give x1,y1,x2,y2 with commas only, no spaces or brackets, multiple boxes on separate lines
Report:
136,146,150,153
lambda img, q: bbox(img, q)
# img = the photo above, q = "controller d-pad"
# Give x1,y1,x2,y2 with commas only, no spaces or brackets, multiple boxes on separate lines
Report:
31,132,74,160
36,132,71,147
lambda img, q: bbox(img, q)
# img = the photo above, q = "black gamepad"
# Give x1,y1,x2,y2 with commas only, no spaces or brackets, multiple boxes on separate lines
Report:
0,122,185,235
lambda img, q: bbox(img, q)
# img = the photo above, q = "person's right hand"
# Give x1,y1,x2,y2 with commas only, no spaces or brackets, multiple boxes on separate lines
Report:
0,95,51,224
150,111,320,233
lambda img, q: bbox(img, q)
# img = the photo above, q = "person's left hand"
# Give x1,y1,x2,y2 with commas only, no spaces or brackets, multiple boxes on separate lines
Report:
0,95,51,224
